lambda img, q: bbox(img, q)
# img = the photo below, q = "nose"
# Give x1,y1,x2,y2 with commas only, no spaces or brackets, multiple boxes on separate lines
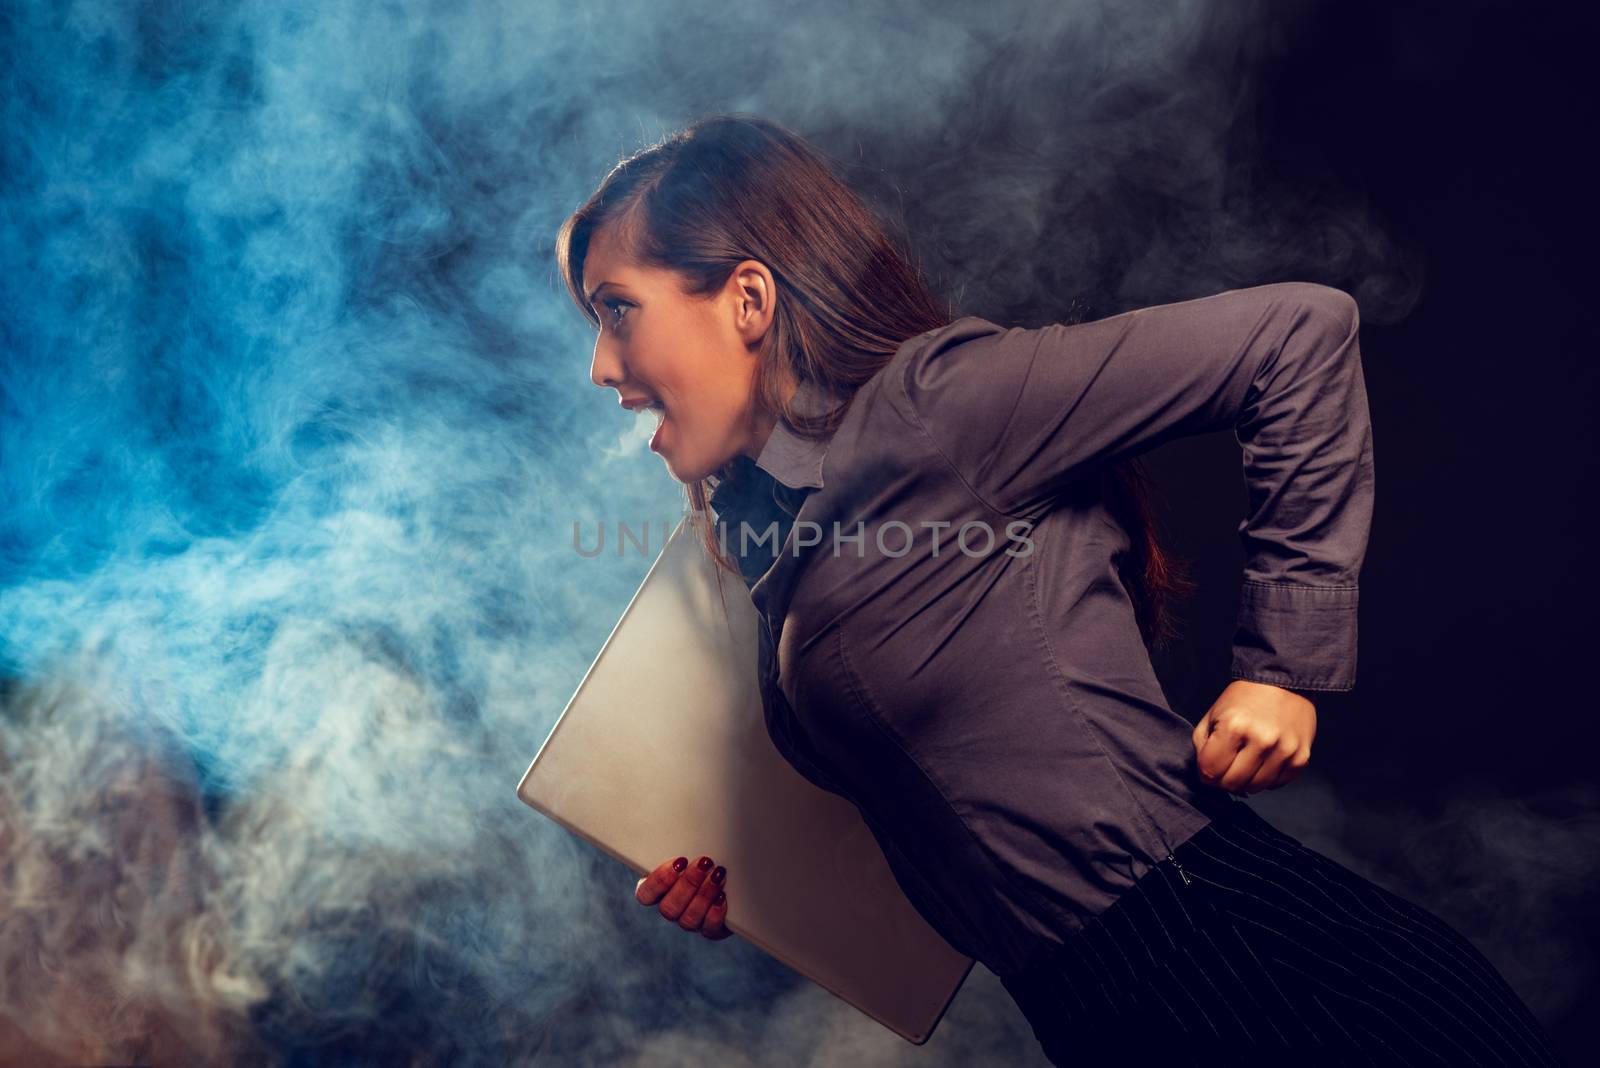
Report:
590,332,625,393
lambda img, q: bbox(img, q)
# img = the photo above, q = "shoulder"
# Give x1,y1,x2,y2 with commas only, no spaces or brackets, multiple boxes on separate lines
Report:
884,316,1014,403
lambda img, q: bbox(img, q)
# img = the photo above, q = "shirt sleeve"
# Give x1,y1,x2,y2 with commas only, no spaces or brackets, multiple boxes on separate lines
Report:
899,281,1376,693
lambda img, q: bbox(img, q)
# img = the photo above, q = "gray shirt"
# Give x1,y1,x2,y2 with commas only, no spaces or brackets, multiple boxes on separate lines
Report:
706,281,1375,977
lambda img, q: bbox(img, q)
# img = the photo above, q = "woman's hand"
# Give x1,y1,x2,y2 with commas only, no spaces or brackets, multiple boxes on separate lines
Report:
634,855,731,941
1191,680,1317,795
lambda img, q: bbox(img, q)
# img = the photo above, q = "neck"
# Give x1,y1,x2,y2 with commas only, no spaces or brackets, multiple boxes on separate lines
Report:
740,407,778,461
738,374,800,460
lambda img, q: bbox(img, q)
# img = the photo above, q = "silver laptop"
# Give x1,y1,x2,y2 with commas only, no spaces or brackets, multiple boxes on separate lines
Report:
517,514,975,1044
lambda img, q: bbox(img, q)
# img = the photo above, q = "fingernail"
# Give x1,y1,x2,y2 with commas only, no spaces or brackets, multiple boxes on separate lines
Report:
697,856,714,872
712,890,725,907
672,857,687,872
711,865,726,885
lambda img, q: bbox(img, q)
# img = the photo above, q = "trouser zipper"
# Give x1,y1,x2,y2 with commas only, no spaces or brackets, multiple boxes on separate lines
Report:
1165,852,1193,886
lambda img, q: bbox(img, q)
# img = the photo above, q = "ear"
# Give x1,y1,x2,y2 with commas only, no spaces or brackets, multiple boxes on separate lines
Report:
726,259,777,346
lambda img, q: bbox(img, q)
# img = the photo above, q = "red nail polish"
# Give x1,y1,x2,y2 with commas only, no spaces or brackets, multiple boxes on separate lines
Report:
711,865,726,885
672,857,687,872
712,890,725,907
697,856,714,872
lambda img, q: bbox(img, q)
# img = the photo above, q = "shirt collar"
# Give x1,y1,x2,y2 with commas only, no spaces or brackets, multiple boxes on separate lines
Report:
752,377,844,491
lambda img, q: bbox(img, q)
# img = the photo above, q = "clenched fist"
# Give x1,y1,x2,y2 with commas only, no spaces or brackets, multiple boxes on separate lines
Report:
1192,679,1317,795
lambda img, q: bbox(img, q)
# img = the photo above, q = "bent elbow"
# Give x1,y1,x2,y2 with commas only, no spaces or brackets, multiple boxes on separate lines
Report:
1278,282,1361,353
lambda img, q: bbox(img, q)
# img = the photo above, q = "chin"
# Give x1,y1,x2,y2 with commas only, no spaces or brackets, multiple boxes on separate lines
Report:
664,457,710,484
659,441,724,485
655,444,692,483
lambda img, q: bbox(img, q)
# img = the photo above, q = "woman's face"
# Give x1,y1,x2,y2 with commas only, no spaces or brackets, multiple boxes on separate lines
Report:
584,221,779,484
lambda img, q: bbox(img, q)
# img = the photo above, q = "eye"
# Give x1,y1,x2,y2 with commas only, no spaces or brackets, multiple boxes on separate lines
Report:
601,299,631,328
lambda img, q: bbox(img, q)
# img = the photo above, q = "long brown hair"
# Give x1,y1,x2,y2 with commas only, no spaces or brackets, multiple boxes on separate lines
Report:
555,113,1194,649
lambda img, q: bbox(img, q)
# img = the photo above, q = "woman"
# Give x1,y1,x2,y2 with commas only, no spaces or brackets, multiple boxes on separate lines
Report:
555,114,1564,1066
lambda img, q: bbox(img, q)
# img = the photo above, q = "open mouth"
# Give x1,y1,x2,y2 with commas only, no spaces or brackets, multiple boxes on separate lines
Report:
636,400,668,450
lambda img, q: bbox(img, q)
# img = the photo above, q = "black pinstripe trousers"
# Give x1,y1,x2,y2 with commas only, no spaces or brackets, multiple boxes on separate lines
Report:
998,795,1565,1067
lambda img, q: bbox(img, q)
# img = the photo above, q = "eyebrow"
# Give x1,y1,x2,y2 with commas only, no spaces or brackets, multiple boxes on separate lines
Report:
584,280,617,308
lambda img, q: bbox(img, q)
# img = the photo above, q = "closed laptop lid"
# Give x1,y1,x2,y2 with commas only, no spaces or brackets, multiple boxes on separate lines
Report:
516,514,974,1044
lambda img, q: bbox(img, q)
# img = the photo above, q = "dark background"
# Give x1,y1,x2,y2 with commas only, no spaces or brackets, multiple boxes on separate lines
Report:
1135,2,1599,1060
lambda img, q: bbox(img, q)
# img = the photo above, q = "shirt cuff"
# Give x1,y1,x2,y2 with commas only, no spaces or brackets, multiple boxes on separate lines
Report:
1227,581,1360,693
